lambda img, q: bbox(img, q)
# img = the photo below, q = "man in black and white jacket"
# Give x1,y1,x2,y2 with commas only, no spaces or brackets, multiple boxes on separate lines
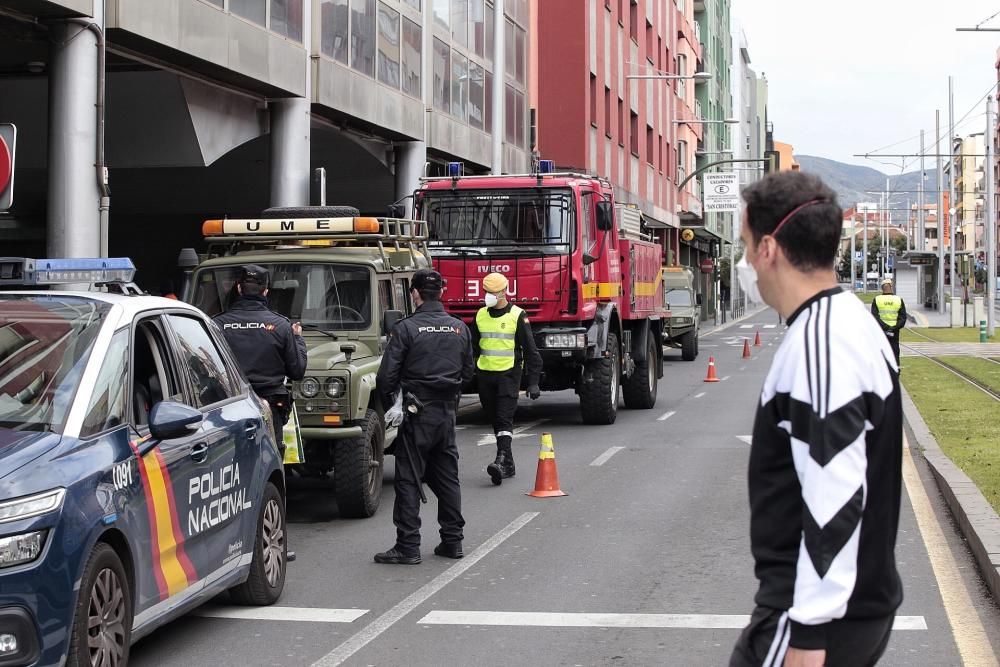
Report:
730,172,903,667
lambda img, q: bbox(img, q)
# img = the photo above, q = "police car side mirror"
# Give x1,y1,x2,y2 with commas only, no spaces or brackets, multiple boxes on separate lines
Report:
149,401,203,441
383,309,404,335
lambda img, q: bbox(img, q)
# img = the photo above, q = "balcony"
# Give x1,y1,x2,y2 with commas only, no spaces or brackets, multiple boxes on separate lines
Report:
693,0,706,12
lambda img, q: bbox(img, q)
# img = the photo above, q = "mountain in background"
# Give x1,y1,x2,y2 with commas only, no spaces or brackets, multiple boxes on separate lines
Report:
795,155,929,218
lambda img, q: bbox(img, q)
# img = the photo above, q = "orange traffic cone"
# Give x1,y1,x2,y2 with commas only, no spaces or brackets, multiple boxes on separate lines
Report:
527,433,567,498
742,338,752,359
704,356,721,383
753,330,762,347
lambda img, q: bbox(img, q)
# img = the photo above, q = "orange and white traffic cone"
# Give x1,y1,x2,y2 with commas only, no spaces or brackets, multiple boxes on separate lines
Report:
753,330,762,347
704,356,721,383
742,338,752,359
527,433,567,498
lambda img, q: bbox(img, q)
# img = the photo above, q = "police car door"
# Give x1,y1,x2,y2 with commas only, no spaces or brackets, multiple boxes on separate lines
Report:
163,313,254,580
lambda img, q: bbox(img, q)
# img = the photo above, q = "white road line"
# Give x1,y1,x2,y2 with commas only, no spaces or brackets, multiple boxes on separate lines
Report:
477,419,548,446
763,324,777,329
194,607,368,623
694,392,706,399
590,446,625,466
739,366,746,371
739,324,753,329
720,376,730,381
657,410,676,421
312,512,539,667
700,344,719,347
901,438,999,664
736,435,753,445
416,611,927,631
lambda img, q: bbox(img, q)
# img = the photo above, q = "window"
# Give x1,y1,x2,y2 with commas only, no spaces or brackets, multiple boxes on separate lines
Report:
377,2,400,88
320,0,349,63
617,99,624,146
469,61,485,129
485,69,493,133
677,139,687,183
485,2,494,63
605,87,612,138
351,0,376,76
629,0,638,42
433,38,451,111
231,0,265,26
630,111,638,155
505,83,516,144
515,89,525,148
452,51,469,120
131,319,183,428
676,54,687,100
270,0,303,42
472,0,486,57
589,75,597,126
645,20,653,58
505,18,514,78
379,280,392,314
81,330,128,437
395,279,414,313
167,316,236,408
646,126,654,165
434,0,449,30
402,18,422,97
452,0,468,47
515,26,526,84
403,0,420,8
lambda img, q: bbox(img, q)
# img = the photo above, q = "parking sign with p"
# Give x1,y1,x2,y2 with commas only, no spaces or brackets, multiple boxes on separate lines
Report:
1,123,16,211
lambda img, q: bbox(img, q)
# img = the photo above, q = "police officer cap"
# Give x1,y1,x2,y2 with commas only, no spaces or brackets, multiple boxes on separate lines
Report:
483,272,508,293
412,269,444,292
238,264,270,286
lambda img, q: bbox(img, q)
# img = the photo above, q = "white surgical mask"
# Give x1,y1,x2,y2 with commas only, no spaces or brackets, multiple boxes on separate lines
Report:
485,293,499,308
736,256,763,304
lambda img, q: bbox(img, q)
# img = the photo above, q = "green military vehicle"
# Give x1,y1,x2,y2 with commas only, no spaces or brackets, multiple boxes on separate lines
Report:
186,206,428,518
661,266,702,361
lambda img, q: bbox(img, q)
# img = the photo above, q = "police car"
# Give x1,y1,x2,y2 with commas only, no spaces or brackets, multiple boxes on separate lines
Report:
0,258,286,666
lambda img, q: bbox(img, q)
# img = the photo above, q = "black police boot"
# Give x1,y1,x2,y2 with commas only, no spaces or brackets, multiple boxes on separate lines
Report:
374,547,421,565
487,449,506,486
433,542,464,559
499,442,515,479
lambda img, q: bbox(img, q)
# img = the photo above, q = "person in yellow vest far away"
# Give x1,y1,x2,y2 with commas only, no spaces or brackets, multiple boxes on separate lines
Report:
471,272,544,485
871,278,907,366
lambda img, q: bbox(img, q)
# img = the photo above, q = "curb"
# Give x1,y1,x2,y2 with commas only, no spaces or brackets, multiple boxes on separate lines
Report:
901,385,1000,602
700,304,771,337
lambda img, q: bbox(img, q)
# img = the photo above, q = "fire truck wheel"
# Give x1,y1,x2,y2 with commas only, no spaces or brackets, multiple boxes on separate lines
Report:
681,331,698,361
333,409,384,518
260,205,361,218
580,332,620,425
623,333,658,409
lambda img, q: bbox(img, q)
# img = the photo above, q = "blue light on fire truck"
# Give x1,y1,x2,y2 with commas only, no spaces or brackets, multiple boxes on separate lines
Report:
0,257,136,286
538,159,555,174
447,162,463,177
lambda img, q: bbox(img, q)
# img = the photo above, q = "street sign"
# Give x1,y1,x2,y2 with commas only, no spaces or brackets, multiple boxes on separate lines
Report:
855,251,863,261
887,255,894,270
702,173,739,213
699,258,715,274
0,123,14,211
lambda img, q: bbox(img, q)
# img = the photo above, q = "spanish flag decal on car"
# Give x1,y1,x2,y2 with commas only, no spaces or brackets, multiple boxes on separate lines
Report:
129,437,197,599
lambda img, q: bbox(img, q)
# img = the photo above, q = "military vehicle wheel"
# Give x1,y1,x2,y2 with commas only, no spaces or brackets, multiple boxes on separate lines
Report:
681,330,698,361
229,482,286,605
580,332,619,425
261,205,361,218
623,333,658,409
67,542,132,667
334,409,384,518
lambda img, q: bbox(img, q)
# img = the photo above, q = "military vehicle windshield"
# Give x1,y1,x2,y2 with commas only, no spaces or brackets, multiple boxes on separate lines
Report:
665,289,692,307
420,188,574,255
192,263,373,330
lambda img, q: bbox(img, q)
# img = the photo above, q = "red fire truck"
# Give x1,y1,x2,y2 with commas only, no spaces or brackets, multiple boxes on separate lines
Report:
415,163,669,424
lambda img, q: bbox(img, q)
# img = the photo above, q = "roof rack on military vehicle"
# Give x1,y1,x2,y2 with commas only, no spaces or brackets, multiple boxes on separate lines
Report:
200,216,429,270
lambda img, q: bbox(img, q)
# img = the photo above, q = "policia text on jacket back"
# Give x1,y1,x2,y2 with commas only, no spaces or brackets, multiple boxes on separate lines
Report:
471,272,543,486
374,269,475,564
871,278,907,365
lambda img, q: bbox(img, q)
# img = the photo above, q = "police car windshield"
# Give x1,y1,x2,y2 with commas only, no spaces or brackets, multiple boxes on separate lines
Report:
420,189,573,254
0,296,110,433
192,264,373,331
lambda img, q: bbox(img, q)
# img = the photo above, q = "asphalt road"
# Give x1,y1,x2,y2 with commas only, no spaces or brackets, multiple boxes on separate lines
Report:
130,307,1000,667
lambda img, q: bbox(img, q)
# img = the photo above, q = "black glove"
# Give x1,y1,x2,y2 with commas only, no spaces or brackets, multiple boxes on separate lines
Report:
527,384,540,400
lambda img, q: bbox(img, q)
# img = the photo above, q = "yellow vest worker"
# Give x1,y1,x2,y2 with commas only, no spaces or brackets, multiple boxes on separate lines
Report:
471,272,543,486
871,278,907,366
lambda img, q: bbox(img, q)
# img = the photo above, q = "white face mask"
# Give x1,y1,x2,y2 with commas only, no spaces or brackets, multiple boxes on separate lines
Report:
736,256,763,304
485,292,499,308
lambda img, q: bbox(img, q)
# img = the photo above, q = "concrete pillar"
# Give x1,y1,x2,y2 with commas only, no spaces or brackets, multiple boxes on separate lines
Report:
269,97,311,207
47,20,101,258
394,141,426,218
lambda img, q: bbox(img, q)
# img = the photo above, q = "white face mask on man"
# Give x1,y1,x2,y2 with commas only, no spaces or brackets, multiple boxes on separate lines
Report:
736,255,763,304
485,292,500,308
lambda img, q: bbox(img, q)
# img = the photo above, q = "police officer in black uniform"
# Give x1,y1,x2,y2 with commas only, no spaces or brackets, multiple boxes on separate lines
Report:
214,265,308,448
374,269,474,564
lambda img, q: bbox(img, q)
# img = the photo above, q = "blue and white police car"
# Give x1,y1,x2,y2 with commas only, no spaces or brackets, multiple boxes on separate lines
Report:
0,258,286,666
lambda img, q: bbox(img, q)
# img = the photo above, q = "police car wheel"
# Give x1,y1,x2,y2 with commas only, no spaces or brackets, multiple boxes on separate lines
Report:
229,482,286,605
67,542,132,667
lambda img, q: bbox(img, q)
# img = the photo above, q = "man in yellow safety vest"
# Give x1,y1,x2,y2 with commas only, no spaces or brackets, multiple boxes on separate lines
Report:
871,278,907,365
471,272,543,485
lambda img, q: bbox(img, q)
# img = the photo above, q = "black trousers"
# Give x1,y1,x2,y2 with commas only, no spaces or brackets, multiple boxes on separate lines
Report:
477,369,521,436
884,330,901,365
392,401,465,555
730,607,894,667
262,394,291,450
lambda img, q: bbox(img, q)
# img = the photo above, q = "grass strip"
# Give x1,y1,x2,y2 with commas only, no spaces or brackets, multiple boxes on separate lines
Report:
934,356,1000,394
902,357,1000,514
901,327,997,343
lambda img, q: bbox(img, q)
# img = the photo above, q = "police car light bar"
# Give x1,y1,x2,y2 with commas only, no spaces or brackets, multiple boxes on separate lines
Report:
202,217,380,237
0,257,136,286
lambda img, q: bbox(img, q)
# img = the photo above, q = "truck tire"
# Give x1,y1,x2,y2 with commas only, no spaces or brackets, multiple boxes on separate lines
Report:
623,333,658,409
260,205,361,218
229,482,286,605
580,332,620,425
681,330,698,361
334,409,384,518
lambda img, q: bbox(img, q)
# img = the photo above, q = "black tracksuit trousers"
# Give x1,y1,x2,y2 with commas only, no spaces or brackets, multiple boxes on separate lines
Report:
477,369,521,436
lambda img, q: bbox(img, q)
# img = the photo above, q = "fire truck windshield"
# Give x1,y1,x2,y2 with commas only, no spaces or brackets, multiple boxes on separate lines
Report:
421,189,574,254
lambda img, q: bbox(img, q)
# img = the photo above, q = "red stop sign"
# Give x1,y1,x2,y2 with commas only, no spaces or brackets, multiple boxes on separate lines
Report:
700,258,715,274
0,135,11,196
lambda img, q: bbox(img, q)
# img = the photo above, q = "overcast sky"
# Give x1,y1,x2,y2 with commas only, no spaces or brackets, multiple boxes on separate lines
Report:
732,0,1000,175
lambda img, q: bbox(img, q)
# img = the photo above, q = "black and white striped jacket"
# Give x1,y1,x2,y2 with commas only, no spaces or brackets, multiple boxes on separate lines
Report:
748,287,903,650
